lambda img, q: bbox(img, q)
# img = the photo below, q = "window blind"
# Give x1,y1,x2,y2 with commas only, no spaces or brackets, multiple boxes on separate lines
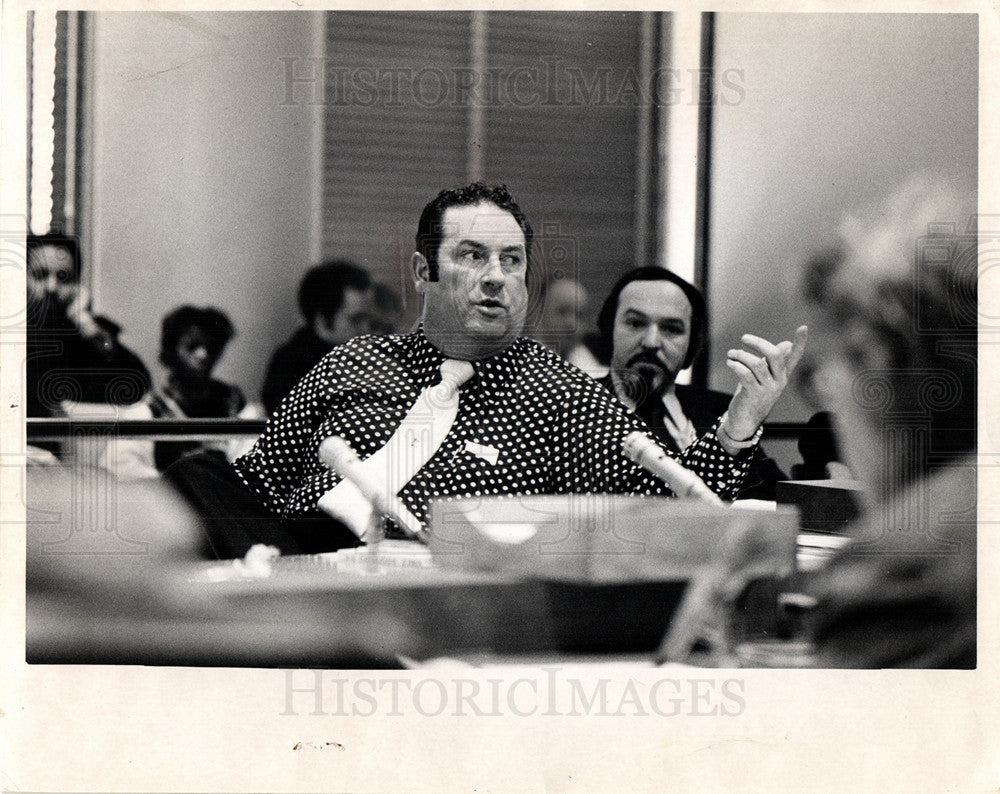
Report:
320,11,647,327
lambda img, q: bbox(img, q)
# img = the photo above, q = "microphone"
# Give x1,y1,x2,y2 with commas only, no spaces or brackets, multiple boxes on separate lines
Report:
318,436,428,542
622,432,724,506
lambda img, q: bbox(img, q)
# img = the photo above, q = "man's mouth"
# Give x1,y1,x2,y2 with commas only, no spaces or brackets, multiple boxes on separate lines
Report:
474,299,506,314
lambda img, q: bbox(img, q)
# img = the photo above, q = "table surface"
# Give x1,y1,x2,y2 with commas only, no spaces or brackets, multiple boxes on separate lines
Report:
27,531,845,668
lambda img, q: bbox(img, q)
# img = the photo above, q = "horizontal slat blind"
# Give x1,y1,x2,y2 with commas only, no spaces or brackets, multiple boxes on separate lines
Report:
321,12,644,327
484,12,643,328
322,12,472,306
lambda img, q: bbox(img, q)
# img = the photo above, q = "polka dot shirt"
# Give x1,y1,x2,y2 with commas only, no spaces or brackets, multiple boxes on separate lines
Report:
233,328,754,532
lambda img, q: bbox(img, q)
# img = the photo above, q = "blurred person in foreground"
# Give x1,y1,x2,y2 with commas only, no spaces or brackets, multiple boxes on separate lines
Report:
801,176,977,668
261,259,372,414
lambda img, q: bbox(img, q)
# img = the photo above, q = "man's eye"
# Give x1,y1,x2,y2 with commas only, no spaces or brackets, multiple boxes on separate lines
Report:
625,319,644,330
500,255,522,268
460,249,483,262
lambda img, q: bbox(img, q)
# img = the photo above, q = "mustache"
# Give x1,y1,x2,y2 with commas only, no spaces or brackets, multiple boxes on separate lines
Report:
626,350,668,372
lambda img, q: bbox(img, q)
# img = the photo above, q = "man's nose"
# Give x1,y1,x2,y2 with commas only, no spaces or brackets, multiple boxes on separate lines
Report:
480,254,505,289
45,274,59,292
641,325,661,348
192,346,210,362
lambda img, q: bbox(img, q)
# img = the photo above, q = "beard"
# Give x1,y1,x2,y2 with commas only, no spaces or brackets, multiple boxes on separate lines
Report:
618,352,671,406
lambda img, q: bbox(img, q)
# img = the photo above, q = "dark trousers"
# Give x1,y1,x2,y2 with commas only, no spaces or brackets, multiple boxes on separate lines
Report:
164,451,361,559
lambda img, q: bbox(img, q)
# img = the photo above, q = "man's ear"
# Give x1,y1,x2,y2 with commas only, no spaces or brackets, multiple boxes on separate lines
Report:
411,252,430,294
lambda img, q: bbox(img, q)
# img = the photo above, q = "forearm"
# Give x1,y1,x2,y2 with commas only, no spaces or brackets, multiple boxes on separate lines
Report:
233,358,339,513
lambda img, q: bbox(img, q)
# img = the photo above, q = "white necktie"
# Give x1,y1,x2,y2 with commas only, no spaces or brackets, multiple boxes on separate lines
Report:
318,359,475,538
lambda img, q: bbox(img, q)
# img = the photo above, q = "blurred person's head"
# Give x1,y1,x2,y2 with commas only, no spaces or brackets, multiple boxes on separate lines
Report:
370,281,404,335
412,183,532,360
800,175,976,502
535,276,589,356
26,234,82,325
298,260,372,345
159,305,236,381
599,267,706,400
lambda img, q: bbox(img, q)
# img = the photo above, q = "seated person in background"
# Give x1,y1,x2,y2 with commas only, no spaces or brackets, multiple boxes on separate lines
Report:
261,260,372,414
26,233,151,418
788,358,851,480
801,176,976,668
596,266,795,500
789,410,850,481
167,182,804,558
148,305,246,471
531,274,588,356
370,281,404,335
530,274,607,377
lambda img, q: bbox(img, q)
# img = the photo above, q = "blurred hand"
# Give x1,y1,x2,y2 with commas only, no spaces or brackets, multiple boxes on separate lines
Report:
721,325,808,447
63,285,102,338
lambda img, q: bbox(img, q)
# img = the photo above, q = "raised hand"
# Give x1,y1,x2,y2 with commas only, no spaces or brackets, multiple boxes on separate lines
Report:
720,325,808,447
63,285,103,339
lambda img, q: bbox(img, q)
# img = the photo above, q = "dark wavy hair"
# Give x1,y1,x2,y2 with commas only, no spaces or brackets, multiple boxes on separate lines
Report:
415,182,534,281
159,305,235,369
297,260,371,324
596,266,706,369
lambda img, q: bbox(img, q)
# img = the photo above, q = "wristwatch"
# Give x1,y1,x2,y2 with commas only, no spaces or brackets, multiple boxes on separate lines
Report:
716,412,763,450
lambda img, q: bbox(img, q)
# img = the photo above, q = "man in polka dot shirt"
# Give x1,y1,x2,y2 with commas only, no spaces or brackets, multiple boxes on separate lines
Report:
219,183,804,556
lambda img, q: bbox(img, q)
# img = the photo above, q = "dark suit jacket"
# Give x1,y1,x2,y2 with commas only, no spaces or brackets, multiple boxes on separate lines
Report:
261,327,332,415
26,313,151,417
598,376,786,500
